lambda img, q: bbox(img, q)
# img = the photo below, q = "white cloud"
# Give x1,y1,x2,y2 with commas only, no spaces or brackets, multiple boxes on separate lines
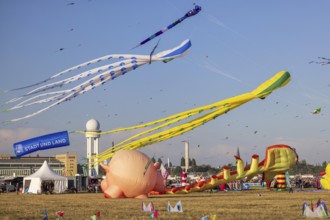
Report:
203,61,243,83
0,127,40,141
207,14,241,36
0,127,42,154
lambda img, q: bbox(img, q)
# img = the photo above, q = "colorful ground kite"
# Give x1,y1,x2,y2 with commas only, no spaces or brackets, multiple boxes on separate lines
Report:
132,4,201,49
90,212,101,220
320,163,330,190
56,211,64,220
42,210,48,220
201,215,217,220
78,70,291,163
309,57,330,65
141,202,155,212
150,211,159,219
158,144,298,194
302,200,329,218
2,39,191,122
167,201,183,212
98,145,297,198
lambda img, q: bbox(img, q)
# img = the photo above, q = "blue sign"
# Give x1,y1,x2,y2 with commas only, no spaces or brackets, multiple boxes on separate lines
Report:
13,131,70,157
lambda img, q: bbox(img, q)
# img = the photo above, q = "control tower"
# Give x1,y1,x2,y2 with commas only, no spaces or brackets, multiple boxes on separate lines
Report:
85,119,101,176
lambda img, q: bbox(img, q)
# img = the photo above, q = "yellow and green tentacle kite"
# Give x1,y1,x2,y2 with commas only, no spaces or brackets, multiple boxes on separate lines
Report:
76,70,291,162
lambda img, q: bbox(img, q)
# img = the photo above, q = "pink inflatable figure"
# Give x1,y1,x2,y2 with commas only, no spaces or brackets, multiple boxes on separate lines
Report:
100,150,166,199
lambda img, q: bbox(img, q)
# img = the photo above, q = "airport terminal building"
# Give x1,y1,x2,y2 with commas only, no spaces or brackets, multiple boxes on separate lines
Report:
0,153,77,178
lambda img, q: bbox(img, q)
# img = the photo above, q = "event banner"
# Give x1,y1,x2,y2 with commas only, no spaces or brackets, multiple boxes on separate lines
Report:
13,131,70,157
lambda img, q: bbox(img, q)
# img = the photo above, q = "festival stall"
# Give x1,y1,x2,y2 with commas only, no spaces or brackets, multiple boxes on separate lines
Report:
23,160,67,194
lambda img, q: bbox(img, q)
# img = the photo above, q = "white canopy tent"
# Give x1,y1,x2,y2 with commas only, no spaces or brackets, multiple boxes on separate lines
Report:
23,160,67,194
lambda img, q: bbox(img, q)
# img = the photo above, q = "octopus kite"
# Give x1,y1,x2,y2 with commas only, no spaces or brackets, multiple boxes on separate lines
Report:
2,39,191,122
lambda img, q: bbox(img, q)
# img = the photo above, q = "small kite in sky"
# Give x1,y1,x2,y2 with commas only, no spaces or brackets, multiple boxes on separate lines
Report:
2,39,191,122
309,57,330,65
132,4,201,49
312,107,321,114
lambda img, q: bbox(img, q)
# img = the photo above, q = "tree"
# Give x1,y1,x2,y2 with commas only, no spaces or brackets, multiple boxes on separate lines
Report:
322,161,328,169
173,166,183,176
191,158,197,172
288,160,327,175
195,165,211,172
165,162,173,168
180,157,185,166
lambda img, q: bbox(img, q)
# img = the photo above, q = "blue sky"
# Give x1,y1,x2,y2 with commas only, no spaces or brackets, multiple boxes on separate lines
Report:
0,1,329,167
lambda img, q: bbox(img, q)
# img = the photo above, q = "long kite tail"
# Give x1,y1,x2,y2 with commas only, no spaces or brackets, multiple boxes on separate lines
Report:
3,39,192,122
90,71,290,162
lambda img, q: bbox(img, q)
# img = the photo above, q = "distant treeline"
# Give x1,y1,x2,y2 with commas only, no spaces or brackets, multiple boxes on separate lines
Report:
163,157,328,176
287,160,328,176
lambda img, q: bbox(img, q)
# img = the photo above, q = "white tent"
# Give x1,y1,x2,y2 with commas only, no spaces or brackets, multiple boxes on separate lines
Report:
23,160,67,194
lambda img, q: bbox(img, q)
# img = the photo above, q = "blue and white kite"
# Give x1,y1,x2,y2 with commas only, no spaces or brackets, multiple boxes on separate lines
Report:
2,39,191,122
132,4,201,49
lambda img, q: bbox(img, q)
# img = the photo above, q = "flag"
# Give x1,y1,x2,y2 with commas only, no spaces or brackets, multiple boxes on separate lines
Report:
160,163,169,179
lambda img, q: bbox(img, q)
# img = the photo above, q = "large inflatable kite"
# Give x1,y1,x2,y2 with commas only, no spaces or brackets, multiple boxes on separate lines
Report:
77,70,291,163
320,163,330,190
2,39,191,122
99,145,297,198
99,150,166,198
159,144,298,194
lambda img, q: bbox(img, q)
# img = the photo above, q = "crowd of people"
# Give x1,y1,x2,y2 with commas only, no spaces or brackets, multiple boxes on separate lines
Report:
291,176,322,189
41,181,54,194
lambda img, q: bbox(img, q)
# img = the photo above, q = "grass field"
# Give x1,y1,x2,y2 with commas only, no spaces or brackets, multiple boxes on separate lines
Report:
0,189,329,219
